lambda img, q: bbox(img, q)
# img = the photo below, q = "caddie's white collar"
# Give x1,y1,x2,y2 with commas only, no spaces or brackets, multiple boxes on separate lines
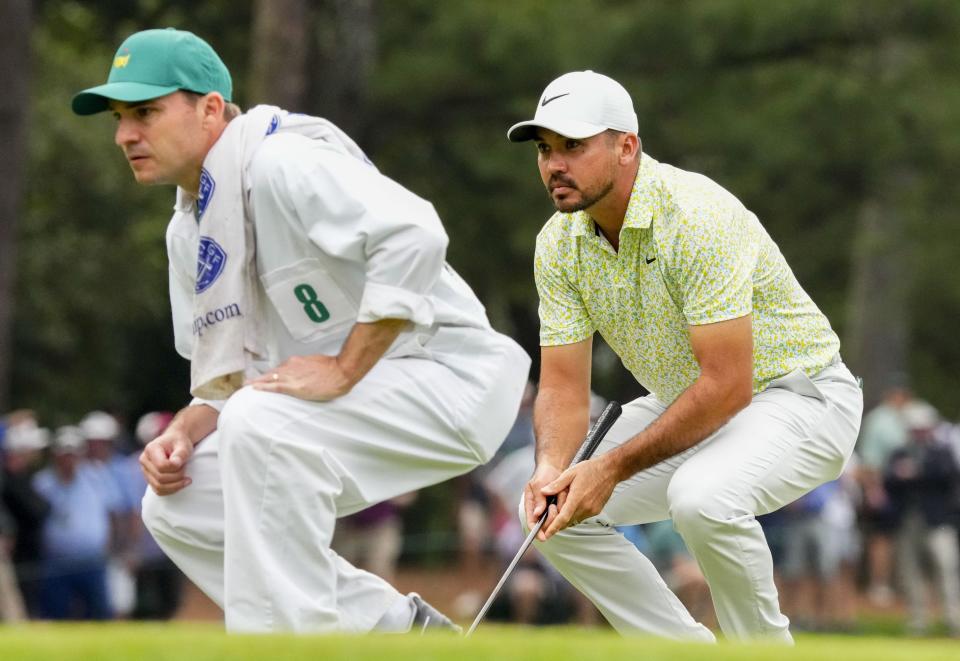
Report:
173,187,198,214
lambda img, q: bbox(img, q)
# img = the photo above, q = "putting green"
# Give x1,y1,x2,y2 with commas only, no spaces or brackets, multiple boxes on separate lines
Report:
0,622,955,660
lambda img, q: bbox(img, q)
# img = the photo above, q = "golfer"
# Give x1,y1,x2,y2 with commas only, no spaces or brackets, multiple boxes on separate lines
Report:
509,70,863,643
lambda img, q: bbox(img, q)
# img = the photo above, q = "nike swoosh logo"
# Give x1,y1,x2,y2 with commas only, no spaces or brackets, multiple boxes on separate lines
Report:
645,256,657,264
541,93,570,107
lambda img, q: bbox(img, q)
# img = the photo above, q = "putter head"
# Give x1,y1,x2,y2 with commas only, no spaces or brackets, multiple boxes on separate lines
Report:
410,592,462,635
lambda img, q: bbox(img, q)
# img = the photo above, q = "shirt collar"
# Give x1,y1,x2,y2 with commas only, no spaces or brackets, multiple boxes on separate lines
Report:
565,153,659,238
567,211,594,238
622,153,658,230
174,187,197,214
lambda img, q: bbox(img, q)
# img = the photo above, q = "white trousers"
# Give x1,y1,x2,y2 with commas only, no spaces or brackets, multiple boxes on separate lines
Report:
142,327,529,633
522,362,863,643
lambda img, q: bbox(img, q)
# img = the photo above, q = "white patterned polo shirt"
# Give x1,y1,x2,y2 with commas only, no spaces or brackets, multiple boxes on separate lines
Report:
534,153,840,404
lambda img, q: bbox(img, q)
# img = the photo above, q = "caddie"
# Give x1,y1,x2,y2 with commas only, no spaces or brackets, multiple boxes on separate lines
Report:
508,70,863,643
72,27,530,633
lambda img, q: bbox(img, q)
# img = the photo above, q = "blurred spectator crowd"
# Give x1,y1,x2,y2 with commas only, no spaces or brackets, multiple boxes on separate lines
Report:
0,409,181,622
2,377,958,638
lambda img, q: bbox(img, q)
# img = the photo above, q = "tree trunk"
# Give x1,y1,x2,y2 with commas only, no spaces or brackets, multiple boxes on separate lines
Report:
0,0,32,411
310,0,377,142
845,36,916,411
248,0,310,110
846,180,912,410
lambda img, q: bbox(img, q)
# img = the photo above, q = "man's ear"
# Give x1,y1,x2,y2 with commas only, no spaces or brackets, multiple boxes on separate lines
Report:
201,92,226,126
619,133,640,164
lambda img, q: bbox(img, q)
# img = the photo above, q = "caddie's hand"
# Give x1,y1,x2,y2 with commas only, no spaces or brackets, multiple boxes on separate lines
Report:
247,355,354,401
139,428,194,496
524,462,564,542
540,455,619,540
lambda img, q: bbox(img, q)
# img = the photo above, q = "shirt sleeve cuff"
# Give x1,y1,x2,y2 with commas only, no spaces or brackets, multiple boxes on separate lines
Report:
357,282,435,326
189,397,227,413
684,305,751,326
539,324,594,346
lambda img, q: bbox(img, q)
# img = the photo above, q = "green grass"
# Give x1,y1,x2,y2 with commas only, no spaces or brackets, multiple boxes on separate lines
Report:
0,623,956,660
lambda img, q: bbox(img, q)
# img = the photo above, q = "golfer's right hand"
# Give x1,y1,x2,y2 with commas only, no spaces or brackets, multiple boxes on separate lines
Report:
140,428,194,496
525,462,563,542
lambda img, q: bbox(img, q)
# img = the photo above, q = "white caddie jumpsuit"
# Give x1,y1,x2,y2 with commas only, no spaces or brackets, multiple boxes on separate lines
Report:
142,132,530,633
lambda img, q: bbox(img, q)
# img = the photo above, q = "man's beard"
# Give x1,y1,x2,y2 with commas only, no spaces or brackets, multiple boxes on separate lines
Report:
549,177,614,213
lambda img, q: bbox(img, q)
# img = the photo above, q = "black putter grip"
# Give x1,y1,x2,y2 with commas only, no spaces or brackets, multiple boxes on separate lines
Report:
545,401,623,508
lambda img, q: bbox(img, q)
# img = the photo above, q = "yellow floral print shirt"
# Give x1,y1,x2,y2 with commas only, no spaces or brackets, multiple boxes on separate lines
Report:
534,154,840,404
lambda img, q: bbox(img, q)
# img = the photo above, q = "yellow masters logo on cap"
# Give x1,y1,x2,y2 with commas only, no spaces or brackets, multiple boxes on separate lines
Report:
72,29,233,116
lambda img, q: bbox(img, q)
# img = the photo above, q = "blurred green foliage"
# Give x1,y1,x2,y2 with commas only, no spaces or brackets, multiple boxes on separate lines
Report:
11,0,960,425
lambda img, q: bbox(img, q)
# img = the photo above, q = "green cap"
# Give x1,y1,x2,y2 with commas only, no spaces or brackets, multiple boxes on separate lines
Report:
72,28,232,115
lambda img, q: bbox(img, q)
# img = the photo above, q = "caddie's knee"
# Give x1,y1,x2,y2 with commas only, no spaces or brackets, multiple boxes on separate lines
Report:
141,488,172,539
217,386,274,462
217,386,263,437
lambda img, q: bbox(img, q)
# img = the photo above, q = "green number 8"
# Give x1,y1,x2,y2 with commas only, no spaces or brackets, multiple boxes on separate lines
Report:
293,283,331,323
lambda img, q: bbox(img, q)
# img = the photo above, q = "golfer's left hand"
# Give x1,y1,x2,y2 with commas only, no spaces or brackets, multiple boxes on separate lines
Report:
540,455,619,539
247,355,354,401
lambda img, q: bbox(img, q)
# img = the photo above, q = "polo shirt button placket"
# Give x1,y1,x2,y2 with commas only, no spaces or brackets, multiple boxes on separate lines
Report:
614,232,636,291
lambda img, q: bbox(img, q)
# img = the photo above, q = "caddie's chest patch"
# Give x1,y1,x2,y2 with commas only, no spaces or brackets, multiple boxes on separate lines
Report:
197,168,215,220
196,236,227,293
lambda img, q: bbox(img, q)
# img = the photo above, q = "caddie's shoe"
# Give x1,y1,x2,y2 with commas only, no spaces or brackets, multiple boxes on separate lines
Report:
409,592,462,634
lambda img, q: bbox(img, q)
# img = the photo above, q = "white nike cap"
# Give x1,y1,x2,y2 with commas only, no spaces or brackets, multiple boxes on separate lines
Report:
507,70,638,142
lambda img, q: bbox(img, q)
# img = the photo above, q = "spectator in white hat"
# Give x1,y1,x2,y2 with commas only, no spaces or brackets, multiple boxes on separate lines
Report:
80,411,134,505
885,400,960,636
31,426,123,619
1,416,45,622
1,414,51,617
80,410,142,617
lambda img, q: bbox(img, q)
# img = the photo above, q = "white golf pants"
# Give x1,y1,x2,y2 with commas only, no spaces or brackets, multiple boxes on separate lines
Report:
142,328,529,633
522,361,863,643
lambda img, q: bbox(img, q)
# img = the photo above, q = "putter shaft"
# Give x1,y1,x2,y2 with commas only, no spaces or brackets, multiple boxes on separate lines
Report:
464,400,622,637
465,510,546,636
